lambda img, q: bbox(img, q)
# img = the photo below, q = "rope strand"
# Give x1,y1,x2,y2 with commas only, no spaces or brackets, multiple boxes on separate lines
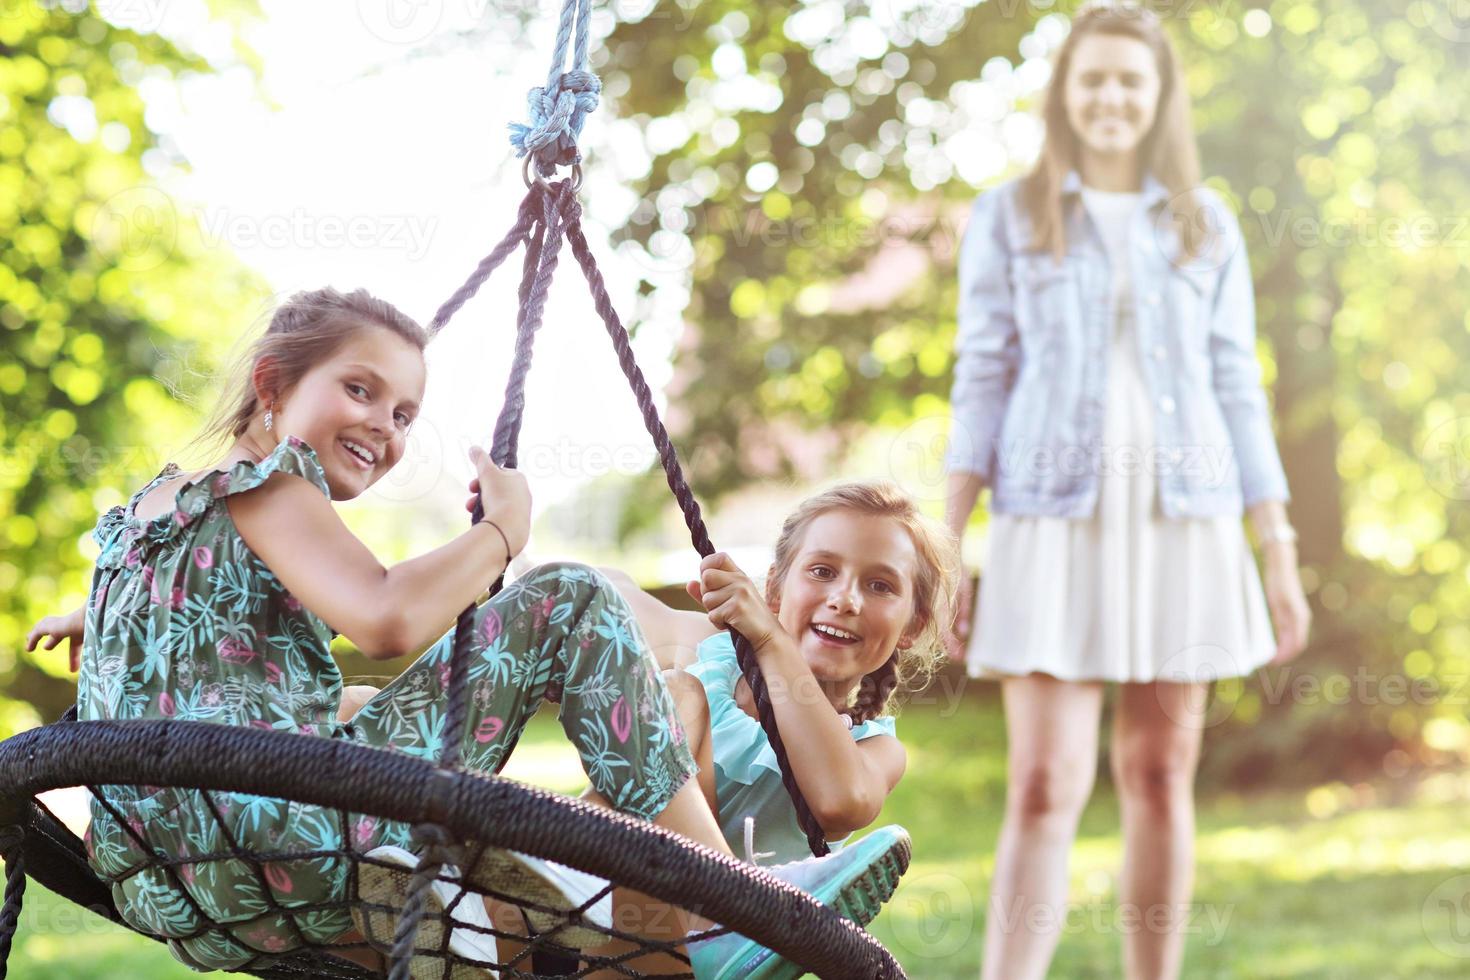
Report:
0,826,27,978
563,203,831,856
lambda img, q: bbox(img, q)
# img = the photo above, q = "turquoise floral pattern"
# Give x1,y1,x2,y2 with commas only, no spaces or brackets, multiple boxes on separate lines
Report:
77,438,697,971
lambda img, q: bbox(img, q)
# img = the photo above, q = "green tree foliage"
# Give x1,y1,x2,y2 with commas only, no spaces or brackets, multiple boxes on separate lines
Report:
0,4,265,733
600,0,1470,786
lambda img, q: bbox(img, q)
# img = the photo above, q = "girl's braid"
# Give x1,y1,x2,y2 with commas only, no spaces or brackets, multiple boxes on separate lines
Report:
843,651,899,726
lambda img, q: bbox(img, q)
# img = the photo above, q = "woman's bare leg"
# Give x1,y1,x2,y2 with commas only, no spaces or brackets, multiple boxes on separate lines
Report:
981,673,1106,980
1110,680,1206,980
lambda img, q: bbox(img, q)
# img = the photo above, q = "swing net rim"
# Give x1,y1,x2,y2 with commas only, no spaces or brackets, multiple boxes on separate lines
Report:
0,717,908,978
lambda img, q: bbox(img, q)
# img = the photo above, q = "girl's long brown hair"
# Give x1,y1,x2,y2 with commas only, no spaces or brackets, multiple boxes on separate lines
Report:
1020,1,1213,262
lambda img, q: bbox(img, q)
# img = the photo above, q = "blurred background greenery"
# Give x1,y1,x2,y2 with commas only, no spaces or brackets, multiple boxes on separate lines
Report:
3,0,1470,974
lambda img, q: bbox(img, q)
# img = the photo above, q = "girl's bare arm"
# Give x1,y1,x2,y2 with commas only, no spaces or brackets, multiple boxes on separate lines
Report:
746,632,908,838
229,473,512,660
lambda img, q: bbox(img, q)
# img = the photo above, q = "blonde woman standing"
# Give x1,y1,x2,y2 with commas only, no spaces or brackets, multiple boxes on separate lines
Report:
942,5,1312,979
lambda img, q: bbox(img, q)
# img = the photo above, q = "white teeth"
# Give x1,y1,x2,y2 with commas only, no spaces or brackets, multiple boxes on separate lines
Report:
341,440,375,465
813,624,858,641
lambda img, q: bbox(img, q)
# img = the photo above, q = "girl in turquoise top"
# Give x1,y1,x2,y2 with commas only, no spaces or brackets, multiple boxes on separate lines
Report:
597,480,964,869
26,287,919,977
682,631,897,865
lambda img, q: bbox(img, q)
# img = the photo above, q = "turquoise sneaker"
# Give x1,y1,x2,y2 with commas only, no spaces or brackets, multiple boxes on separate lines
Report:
688,825,910,980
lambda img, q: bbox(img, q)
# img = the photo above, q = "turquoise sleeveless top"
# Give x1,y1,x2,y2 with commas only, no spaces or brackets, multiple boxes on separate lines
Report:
684,632,898,865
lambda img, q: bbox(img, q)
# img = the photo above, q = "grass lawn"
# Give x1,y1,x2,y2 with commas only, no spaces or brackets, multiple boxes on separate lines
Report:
5,686,1470,977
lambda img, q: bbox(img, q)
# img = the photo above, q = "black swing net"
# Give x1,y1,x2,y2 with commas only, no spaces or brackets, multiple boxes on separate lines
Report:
0,3,913,978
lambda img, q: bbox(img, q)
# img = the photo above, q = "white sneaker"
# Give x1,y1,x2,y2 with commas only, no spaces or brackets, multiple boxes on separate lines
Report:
467,846,613,949
354,844,500,979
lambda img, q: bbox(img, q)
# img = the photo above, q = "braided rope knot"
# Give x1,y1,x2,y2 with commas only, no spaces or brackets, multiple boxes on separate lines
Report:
0,827,22,857
409,821,459,868
508,69,602,177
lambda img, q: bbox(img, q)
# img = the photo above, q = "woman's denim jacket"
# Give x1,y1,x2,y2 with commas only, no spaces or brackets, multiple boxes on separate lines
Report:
945,171,1291,519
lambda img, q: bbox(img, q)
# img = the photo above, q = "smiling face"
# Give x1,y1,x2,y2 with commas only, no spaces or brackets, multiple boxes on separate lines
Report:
1062,32,1162,161
262,324,426,500
769,510,923,691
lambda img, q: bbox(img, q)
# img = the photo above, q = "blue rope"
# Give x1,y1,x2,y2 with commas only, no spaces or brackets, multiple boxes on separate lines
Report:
508,0,600,178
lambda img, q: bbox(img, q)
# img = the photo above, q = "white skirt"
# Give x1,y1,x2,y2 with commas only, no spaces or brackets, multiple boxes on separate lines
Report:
966,303,1276,684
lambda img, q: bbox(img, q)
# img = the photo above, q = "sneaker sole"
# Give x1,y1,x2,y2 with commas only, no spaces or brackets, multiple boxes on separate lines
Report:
726,829,913,980
829,830,910,928
354,860,498,980
466,845,610,951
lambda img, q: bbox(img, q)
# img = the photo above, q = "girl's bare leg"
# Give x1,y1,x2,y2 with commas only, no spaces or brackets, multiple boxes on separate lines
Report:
579,668,724,849
327,689,387,970
1110,680,1206,980
328,928,385,970
337,685,381,722
571,668,729,976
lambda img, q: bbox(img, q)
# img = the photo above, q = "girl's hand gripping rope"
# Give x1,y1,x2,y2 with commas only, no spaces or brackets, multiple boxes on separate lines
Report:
686,552,784,656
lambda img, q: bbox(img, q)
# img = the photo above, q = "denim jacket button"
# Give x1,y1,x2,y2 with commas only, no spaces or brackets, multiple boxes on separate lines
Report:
1159,395,1176,414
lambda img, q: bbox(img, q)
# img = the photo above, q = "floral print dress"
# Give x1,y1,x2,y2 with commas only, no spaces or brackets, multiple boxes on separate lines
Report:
78,436,697,971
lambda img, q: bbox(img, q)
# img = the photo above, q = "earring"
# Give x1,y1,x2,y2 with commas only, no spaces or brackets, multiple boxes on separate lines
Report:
264,408,273,432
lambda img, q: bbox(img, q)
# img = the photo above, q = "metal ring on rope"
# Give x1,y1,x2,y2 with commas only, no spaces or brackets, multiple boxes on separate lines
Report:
522,153,584,192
